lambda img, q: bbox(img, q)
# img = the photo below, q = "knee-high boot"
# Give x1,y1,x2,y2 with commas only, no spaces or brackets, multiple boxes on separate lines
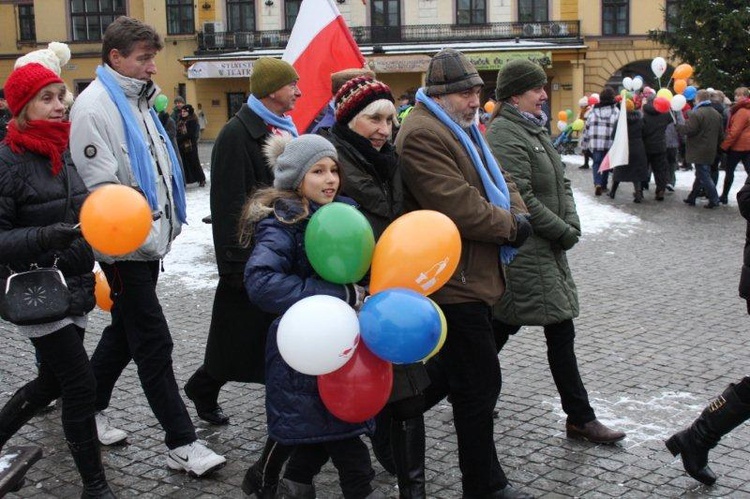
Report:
391,417,426,499
666,384,750,485
371,406,396,475
0,386,43,451
65,418,115,498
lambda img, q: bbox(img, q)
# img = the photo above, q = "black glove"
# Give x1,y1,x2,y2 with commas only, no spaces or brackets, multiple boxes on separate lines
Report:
37,223,82,251
558,226,580,251
510,214,533,248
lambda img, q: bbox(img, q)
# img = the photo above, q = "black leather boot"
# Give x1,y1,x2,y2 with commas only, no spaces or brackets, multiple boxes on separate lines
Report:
65,419,115,498
392,416,426,499
665,384,750,485
241,437,294,498
275,478,316,499
371,406,396,475
0,386,43,451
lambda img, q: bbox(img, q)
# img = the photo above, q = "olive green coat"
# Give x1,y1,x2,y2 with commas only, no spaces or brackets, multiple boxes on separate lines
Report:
486,104,580,326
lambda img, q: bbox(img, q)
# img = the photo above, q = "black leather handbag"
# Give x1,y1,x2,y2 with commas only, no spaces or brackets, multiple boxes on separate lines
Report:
0,264,71,325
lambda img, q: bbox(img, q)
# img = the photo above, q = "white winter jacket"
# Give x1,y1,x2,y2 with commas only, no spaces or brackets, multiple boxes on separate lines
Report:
70,65,182,263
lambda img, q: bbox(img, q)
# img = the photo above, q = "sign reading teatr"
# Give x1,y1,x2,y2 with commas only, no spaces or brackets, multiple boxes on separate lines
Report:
188,61,255,79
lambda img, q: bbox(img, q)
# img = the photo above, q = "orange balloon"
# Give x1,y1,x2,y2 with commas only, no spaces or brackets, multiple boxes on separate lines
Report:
673,63,693,80
369,210,461,296
483,101,495,113
557,110,568,122
674,78,687,95
94,270,113,312
80,184,152,256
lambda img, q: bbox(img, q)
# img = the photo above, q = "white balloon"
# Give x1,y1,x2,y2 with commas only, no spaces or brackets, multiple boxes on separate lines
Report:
578,96,589,107
622,77,633,91
631,76,643,91
557,120,567,132
277,295,360,376
671,94,687,111
591,93,600,102
707,87,715,93
651,57,667,78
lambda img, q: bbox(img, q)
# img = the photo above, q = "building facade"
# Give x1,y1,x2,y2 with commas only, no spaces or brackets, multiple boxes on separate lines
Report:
0,0,679,140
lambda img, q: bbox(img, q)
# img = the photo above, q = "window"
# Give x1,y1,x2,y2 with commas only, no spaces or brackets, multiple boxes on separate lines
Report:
518,0,547,23
284,0,301,30
227,0,255,32
166,0,194,35
456,0,486,25
70,0,126,42
602,0,628,36
18,4,36,42
665,0,680,33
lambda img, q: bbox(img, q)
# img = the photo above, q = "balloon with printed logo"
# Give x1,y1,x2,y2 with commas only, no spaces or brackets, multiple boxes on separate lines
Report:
557,110,568,122
94,270,113,312
305,202,375,284
422,298,447,362
369,211,461,296
673,79,687,95
483,101,495,113
359,288,441,364
653,97,671,114
671,94,687,111
154,94,169,113
656,88,673,101
80,184,152,256
557,120,567,132
571,119,585,132
318,343,393,423
672,63,694,80
651,57,667,78
277,295,360,375
631,76,643,91
622,77,633,91
683,86,697,100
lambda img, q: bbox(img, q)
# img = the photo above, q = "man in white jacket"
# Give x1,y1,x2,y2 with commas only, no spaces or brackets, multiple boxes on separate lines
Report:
70,16,225,478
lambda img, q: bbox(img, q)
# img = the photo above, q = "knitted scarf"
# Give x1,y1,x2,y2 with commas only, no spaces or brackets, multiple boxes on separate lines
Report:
415,88,517,264
5,119,70,175
95,66,187,224
247,95,299,137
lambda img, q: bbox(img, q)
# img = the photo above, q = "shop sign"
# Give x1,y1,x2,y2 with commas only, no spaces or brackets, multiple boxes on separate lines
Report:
466,51,552,70
367,55,432,73
188,60,254,79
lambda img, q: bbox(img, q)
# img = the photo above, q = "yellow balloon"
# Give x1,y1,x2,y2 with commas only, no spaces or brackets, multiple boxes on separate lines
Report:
656,88,673,101
423,298,447,362
571,118,585,131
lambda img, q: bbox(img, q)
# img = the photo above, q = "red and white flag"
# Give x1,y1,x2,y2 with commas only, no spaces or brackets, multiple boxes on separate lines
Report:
599,98,629,173
283,0,366,132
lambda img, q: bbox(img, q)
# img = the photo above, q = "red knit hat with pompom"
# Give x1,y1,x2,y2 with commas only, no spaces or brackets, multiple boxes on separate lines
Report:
334,76,394,125
4,63,64,116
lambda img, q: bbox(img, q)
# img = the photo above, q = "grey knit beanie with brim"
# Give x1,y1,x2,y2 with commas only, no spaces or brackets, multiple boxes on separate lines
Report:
425,48,484,96
266,134,339,191
495,59,548,101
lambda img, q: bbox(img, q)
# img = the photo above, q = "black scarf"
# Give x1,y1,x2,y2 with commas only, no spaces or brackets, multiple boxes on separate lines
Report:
331,122,397,183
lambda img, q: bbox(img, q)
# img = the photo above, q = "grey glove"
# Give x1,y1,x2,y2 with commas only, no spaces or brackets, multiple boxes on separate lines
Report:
510,214,533,248
37,222,82,251
345,283,368,310
558,226,580,251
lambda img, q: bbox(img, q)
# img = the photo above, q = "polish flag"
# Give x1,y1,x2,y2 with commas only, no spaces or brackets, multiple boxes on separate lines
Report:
282,0,366,132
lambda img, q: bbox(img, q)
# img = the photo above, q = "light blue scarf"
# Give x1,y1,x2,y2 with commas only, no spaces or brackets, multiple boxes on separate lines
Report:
247,95,299,137
95,66,187,224
415,88,517,264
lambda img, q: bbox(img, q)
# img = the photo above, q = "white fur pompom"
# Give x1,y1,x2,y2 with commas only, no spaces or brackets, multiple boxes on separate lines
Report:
14,42,71,75
47,42,71,67
263,134,293,173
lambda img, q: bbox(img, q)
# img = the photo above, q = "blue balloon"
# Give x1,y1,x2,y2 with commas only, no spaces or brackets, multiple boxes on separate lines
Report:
683,85,697,100
359,288,441,364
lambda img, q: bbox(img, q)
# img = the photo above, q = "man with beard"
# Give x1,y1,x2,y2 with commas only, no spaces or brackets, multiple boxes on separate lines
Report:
395,48,533,499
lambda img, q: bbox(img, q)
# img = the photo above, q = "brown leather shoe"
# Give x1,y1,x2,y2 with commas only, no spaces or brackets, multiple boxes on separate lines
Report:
566,419,626,444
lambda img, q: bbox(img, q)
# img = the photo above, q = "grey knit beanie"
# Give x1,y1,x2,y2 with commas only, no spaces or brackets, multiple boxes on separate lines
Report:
425,48,484,96
266,134,339,191
495,59,547,100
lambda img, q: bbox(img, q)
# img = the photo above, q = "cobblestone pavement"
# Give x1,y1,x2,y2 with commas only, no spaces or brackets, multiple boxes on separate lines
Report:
2,142,749,498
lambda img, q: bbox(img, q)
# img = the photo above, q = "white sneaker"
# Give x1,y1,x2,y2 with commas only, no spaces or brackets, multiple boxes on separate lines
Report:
95,411,127,446
166,440,226,477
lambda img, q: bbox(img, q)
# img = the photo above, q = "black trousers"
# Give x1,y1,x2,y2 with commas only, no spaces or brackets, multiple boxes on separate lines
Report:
721,150,750,198
283,437,374,499
647,151,669,192
184,365,224,410
423,302,507,496
494,319,595,426
91,260,195,449
26,324,96,424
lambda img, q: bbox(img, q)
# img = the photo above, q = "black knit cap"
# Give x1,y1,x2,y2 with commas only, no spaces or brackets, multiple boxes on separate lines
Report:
334,76,394,125
425,48,484,96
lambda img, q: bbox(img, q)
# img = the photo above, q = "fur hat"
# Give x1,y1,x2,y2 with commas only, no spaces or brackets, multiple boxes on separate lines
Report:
495,59,547,101
14,42,71,76
425,48,484,97
265,134,338,191
334,76,394,125
331,68,376,95
250,58,299,98
4,63,64,116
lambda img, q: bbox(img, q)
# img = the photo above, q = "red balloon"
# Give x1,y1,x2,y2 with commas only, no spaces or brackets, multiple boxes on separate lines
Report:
653,96,670,113
588,96,599,106
318,343,393,423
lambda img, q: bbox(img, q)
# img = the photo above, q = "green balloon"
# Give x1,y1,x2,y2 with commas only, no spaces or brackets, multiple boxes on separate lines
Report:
154,94,169,113
305,202,375,284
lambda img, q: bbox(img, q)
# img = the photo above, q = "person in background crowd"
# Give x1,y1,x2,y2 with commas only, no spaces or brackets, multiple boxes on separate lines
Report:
396,47,533,499
397,90,416,125
709,90,729,187
665,110,683,191
307,67,375,136
171,95,185,123
69,15,225,477
486,59,626,446
641,95,673,201
581,86,619,196
608,98,648,202
197,102,207,137
577,97,593,169
242,134,384,499
718,87,750,204
0,89,11,142
678,89,724,209
176,103,206,187
0,57,115,499
155,96,182,171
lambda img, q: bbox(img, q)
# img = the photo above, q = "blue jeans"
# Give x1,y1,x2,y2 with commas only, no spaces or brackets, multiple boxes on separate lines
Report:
688,163,720,205
591,150,610,188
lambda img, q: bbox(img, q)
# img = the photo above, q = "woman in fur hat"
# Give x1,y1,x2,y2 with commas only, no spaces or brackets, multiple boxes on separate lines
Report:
176,104,206,187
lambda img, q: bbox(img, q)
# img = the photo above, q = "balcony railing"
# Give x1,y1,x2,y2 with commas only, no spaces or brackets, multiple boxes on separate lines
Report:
197,20,580,52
